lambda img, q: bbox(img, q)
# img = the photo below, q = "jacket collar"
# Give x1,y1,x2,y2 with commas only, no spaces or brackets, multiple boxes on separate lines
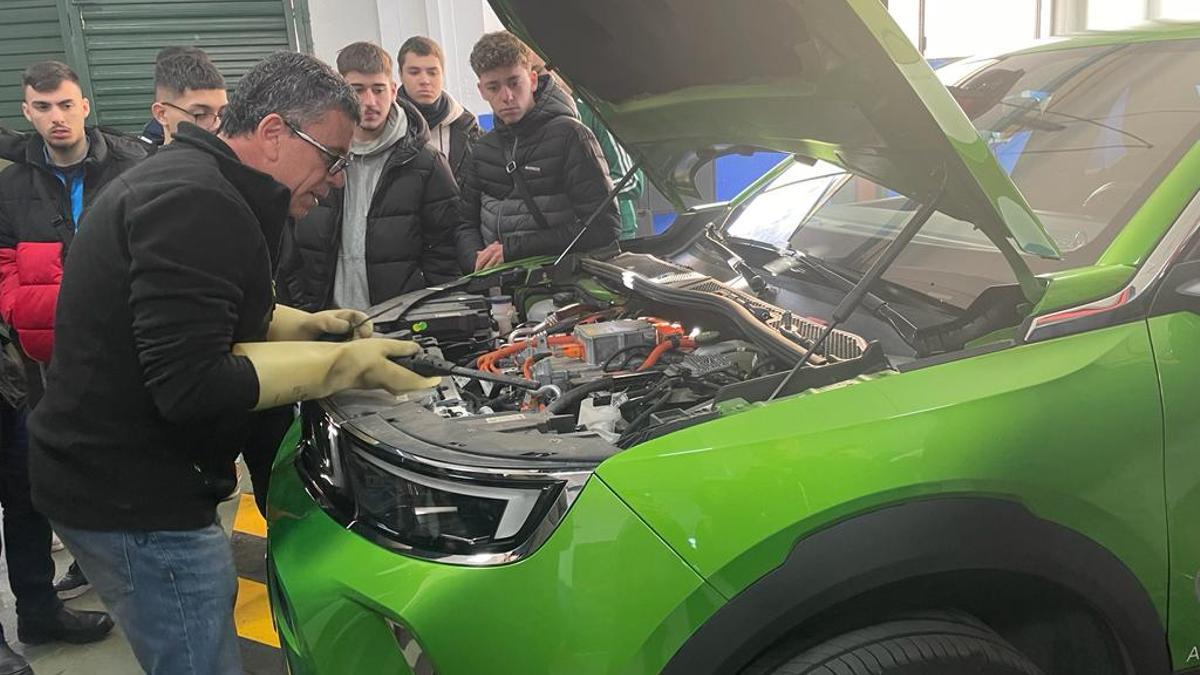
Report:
23,127,110,173
174,123,291,251
0,128,29,163
385,96,432,167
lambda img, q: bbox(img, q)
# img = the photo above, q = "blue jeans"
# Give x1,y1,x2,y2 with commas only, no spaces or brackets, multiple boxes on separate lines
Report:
53,521,242,675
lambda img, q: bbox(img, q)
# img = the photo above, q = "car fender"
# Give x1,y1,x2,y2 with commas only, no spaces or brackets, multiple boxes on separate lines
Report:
661,496,1169,674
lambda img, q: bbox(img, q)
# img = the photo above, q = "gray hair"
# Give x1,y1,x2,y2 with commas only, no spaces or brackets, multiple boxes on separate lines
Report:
220,51,359,137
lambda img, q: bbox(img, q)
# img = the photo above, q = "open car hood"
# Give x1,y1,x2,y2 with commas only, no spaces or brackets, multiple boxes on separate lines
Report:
488,0,1061,259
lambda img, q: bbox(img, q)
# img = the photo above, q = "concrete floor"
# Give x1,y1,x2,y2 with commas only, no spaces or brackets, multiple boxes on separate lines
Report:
0,468,282,674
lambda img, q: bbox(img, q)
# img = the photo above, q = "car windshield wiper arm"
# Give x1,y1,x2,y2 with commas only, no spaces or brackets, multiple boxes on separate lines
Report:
782,250,919,346
716,234,921,348
769,178,946,401
704,223,770,296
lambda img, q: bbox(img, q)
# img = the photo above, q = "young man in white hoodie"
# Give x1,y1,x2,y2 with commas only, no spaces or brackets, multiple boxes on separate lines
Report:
396,36,482,188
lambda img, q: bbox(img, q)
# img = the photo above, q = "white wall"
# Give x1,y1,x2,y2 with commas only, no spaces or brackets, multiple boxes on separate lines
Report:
309,0,382,68
1054,0,1200,31
308,0,500,119
888,0,1050,58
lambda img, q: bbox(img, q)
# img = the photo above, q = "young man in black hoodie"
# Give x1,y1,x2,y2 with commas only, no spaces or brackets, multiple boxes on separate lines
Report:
457,31,620,272
28,52,437,674
396,36,482,187
277,41,463,312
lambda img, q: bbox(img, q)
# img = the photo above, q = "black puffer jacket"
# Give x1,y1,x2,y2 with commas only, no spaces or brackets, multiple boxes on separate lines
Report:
456,74,619,269
277,98,462,312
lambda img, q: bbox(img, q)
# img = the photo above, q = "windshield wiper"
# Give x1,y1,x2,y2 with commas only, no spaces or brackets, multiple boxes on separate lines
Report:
769,179,946,401
780,249,919,346
704,223,771,296
714,234,922,349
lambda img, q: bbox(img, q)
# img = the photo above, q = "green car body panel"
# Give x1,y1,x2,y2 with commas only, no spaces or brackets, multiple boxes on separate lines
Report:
267,4,1200,672
597,322,1166,601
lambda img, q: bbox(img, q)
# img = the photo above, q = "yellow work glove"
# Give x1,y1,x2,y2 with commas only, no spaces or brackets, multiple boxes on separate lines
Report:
233,338,440,410
268,305,374,341
307,308,374,340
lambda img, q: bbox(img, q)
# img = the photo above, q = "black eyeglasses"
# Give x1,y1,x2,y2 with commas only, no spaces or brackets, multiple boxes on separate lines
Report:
283,119,351,176
159,101,222,130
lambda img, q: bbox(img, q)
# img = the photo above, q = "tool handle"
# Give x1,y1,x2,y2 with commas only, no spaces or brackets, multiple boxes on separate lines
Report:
390,354,457,378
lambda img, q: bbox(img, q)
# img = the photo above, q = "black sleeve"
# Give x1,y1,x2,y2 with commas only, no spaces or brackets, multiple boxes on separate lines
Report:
418,152,465,282
274,219,304,308
455,156,485,272
453,118,484,192
127,183,261,422
503,123,620,261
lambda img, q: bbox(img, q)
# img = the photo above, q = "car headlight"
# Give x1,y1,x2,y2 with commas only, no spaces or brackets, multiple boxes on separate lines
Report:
297,402,591,566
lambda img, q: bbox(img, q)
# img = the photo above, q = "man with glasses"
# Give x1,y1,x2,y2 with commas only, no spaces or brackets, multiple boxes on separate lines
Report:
28,52,436,674
278,41,462,315
140,47,226,146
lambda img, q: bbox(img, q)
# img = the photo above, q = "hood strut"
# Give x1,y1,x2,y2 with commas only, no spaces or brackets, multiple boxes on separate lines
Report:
769,175,946,400
554,161,642,265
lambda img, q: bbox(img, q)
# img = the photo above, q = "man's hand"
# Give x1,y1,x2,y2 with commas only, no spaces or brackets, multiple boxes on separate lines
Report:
330,339,441,394
268,305,372,341
307,309,373,340
474,242,505,271
233,338,441,409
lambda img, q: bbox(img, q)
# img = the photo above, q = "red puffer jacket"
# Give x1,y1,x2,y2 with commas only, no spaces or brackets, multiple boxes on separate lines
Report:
0,127,148,362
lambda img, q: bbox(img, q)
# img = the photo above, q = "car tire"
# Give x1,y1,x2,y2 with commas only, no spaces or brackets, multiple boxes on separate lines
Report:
769,610,1044,675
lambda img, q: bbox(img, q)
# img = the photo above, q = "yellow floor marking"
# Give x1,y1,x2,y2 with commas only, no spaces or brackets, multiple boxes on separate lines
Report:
233,493,268,538
236,577,281,648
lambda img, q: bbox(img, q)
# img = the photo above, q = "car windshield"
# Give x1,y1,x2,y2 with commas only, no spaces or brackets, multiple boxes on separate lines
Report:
726,38,1200,309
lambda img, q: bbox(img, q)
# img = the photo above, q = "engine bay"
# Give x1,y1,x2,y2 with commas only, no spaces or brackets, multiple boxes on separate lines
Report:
343,252,891,450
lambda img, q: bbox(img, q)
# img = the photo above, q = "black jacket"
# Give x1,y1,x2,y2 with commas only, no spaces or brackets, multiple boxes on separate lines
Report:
0,126,148,364
0,127,28,162
442,108,482,185
456,75,620,270
29,123,285,531
277,98,463,312
140,118,165,146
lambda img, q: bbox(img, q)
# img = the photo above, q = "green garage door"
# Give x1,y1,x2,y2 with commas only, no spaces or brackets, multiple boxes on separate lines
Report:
62,0,309,131
0,0,70,130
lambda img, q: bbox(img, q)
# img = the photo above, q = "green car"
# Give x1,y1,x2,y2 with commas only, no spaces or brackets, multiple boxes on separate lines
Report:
267,2,1200,673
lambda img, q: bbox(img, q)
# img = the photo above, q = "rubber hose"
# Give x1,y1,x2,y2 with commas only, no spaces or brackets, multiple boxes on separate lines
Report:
546,377,614,414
